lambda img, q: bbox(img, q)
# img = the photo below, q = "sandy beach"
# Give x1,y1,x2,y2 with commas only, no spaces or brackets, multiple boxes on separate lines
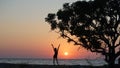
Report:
0,63,119,68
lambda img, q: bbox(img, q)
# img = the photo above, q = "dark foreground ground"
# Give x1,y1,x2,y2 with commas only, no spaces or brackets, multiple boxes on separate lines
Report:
0,63,120,68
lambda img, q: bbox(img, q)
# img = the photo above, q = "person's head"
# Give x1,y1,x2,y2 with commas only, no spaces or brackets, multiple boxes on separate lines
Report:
54,48,57,51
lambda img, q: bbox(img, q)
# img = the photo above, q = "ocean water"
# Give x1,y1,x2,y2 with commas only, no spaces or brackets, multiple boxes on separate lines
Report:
0,58,109,66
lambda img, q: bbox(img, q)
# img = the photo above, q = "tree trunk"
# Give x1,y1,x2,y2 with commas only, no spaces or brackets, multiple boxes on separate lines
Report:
108,57,115,68
108,47,115,68
105,51,116,68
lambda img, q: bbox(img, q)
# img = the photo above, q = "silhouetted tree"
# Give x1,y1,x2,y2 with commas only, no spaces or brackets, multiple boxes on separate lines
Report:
45,0,120,66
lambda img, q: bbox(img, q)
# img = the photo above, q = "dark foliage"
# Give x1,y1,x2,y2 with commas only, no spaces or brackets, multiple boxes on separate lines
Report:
45,0,120,66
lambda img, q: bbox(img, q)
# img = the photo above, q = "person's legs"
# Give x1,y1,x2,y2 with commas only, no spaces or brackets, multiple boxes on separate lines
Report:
53,58,55,65
56,58,59,65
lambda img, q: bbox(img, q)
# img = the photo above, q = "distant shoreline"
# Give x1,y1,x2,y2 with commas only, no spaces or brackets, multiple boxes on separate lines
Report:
0,63,120,68
0,57,105,60
0,58,107,61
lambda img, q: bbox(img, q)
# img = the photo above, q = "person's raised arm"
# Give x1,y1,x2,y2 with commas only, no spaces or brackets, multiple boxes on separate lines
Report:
58,44,60,50
51,44,54,49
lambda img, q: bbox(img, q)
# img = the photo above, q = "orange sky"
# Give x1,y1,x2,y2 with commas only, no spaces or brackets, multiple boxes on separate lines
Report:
0,0,102,59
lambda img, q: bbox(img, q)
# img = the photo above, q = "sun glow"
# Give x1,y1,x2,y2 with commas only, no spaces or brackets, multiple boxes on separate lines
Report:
64,52,68,56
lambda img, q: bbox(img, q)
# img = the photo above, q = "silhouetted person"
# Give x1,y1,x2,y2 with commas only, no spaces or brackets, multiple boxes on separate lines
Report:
51,44,60,65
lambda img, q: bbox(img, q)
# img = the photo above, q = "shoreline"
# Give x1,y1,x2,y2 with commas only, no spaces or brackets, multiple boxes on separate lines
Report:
0,63,120,68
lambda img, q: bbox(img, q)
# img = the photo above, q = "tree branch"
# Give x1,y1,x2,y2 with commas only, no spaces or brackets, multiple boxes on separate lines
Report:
99,35,109,46
115,50,120,59
64,34,82,45
90,48,104,53
115,43,120,48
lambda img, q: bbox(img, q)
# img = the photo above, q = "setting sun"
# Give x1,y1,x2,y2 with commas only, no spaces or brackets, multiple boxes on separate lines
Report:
64,52,68,56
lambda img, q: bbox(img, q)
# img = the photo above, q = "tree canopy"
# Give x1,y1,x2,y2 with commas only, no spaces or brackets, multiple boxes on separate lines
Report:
45,0,120,65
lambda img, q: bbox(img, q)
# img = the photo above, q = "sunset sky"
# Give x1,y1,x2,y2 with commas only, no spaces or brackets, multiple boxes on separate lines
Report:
0,0,102,59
